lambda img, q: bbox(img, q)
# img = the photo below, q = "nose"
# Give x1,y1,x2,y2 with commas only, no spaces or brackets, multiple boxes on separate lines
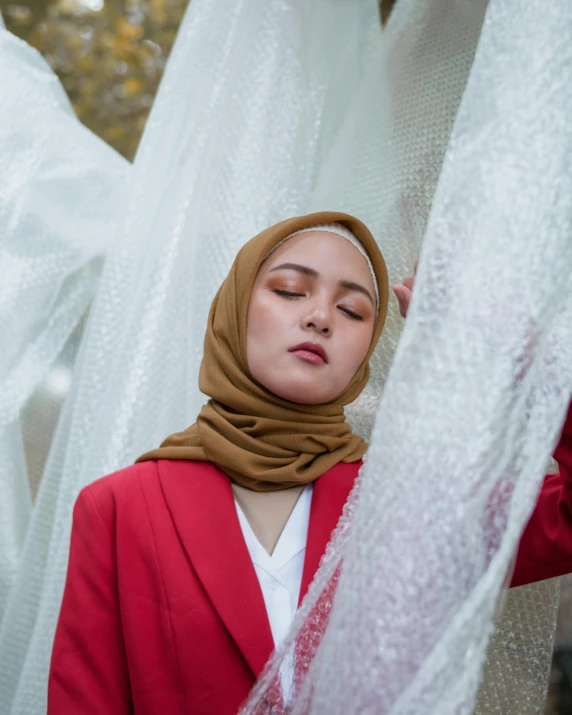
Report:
301,301,331,336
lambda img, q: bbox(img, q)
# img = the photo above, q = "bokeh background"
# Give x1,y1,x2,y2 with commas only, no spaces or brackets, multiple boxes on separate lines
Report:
2,0,571,711
3,0,188,160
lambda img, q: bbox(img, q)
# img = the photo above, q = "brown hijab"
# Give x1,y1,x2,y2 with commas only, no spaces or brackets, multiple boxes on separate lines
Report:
136,211,388,491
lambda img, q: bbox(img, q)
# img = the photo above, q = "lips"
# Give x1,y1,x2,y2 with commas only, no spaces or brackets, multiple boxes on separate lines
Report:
288,342,328,365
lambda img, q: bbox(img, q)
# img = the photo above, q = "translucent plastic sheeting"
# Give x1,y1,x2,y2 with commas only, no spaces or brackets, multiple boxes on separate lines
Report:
475,579,561,714
0,26,129,621
307,0,564,709
309,0,488,437
21,319,88,501
1,0,569,714
241,0,572,712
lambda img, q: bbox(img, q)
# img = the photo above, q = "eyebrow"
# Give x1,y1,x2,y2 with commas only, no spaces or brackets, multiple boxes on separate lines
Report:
269,262,374,304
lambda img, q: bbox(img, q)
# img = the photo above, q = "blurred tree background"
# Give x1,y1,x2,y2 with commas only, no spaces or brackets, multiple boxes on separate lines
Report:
2,0,189,159
1,0,570,712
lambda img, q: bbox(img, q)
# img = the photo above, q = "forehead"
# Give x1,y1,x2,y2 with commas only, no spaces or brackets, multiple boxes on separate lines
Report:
263,231,372,276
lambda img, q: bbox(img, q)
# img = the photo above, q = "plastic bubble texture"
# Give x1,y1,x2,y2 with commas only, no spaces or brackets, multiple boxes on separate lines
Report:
241,0,572,713
1,0,571,714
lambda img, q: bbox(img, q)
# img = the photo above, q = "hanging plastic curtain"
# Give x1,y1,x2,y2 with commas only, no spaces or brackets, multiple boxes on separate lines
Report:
240,0,572,712
1,0,570,714
0,20,129,622
308,1,564,709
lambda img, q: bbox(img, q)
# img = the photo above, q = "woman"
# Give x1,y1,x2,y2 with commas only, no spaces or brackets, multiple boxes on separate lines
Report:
48,211,572,715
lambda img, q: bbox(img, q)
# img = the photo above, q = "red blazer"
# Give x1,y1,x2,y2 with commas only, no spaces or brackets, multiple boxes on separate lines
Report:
48,403,572,715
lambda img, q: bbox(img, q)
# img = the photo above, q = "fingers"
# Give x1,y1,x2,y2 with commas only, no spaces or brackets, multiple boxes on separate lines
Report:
392,285,413,318
402,274,415,291
392,263,418,318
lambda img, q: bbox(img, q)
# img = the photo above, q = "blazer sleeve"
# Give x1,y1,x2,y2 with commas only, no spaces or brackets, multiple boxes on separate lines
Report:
48,486,133,714
511,399,572,588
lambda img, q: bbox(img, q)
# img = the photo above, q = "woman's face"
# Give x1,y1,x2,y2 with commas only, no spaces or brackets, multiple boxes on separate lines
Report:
246,231,377,404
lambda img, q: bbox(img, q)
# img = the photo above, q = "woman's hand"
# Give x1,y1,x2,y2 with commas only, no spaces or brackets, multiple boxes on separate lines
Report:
392,262,417,318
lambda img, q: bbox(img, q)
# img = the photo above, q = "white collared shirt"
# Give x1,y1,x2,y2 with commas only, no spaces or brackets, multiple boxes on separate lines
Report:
234,484,313,650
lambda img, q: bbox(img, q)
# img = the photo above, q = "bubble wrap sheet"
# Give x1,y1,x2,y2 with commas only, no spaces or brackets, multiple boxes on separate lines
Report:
0,26,129,623
241,0,572,713
1,0,571,713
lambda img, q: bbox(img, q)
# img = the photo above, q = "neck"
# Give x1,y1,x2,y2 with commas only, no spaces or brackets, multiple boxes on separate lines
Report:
232,482,306,555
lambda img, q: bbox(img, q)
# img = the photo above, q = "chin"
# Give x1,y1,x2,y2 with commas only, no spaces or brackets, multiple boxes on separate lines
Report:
270,379,335,406
288,391,328,405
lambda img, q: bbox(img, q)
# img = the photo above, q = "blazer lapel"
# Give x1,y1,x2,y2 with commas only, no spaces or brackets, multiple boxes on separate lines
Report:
157,459,275,678
298,461,360,606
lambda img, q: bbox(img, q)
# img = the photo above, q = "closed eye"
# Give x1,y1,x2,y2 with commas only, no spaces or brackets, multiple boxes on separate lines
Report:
339,306,363,321
274,289,363,320
274,289,304,298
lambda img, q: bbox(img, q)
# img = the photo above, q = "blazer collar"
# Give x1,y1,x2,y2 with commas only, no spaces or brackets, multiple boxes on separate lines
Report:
157,459,274,678
157,459,359,677
298,461,359,605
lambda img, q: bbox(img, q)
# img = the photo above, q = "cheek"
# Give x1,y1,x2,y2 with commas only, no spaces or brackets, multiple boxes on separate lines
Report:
342,324,374,372
246,293,293,373
247,294,281,344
